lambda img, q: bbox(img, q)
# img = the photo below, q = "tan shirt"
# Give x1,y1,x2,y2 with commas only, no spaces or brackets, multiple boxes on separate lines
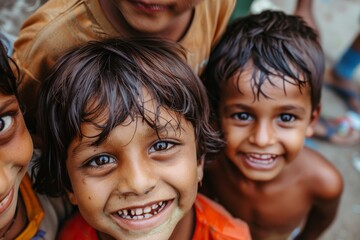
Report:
12,0,235,125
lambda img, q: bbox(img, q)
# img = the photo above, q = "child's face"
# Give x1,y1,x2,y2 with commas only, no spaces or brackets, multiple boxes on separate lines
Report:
66,94,202,239
109,0,202,37
219,67,319,181
0,93,33,231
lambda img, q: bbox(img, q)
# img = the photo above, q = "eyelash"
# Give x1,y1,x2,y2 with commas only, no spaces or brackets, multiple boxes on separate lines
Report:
149,140,176,153
278,114,296,123
231,112,252,121
85,154,117,168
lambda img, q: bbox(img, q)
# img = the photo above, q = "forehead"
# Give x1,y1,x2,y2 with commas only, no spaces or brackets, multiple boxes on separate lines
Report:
80,94,193,140
224,66,311,101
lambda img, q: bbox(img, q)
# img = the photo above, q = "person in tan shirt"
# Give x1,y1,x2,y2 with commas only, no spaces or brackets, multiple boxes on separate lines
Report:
12,0,235,130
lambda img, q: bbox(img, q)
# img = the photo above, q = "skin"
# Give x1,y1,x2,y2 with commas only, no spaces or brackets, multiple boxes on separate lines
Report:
66,92,203,240
99,0,203,41
202,65,343,240
0,93,33,239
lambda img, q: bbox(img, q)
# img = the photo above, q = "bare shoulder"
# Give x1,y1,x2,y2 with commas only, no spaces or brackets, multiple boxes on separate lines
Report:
296,147,343,200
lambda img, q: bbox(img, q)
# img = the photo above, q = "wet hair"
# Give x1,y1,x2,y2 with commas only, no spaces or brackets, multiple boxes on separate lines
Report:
0,40,20,98
33,38,222,196
202,10,324,119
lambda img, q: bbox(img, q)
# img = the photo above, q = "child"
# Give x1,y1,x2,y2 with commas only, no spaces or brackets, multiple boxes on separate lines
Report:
33,38,251,240
0,39,69,239
201,10,343,240
12,0,235,130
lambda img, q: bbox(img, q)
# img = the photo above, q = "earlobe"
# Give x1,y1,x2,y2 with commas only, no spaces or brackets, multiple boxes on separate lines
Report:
67,191,78,205
306,105,321,137
197,157,204,183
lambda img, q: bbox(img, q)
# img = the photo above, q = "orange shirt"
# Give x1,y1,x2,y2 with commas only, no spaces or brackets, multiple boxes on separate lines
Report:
58,194,251,240
193,194,251,240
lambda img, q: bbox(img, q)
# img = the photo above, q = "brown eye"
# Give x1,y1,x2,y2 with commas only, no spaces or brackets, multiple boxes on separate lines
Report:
88,155,116,167
149,141,175,153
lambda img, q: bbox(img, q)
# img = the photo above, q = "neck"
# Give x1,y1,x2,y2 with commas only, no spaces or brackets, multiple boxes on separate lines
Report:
169,207,195,240
0,195,27,240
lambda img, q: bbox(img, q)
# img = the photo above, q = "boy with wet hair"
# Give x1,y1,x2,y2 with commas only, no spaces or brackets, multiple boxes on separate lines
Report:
0,40,69,240
33,38,251,240
12,0,235,130
201,10,343,240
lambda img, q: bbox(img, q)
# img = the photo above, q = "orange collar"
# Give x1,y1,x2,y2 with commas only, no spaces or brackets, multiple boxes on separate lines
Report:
16,174,44,240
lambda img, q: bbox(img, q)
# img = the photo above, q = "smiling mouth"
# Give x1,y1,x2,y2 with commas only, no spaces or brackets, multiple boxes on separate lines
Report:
117,200,168,220
134,1,168,11
245,153,278,169
0,188,14,215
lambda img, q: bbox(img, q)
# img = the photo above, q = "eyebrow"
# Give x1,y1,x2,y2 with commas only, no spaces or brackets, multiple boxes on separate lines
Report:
70,119,186,156
224,103,306,114
0,98,17,113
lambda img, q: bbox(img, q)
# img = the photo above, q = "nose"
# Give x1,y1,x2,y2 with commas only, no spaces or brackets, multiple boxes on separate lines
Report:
248,120,276,147
116,152,157,197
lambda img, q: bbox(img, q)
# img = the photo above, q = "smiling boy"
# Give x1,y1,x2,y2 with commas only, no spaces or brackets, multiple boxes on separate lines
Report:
12,0,235,130
0,39,70,240
33,38,251,240
201,11,343,240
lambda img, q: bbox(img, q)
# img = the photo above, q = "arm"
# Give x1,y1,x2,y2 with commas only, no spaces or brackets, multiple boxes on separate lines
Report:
294,194,341,240
294,0,318,35
294,157,343,240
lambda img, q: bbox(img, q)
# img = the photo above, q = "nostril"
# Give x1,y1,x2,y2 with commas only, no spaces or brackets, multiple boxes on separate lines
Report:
144,186,155,195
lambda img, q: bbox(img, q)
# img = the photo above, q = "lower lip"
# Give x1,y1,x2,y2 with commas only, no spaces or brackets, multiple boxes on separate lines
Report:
132,1,168,13
112,199,174,231
243,155,278,170
0,188,14,215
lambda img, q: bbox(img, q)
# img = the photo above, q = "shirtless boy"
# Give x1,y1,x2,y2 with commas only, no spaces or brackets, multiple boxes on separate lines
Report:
201,10,343,240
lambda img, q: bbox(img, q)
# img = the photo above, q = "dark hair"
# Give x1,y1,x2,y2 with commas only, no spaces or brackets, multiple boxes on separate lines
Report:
0,40,20,98
33,38,222,196
202,10,324,118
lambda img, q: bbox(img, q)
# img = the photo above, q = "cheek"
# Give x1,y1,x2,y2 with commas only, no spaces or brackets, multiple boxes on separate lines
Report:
12,130,33,167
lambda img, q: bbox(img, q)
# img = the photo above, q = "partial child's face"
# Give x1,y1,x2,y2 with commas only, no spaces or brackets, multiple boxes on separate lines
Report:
66,93,202,240
219,67,319,181
0,93,33,231
109,0,202,37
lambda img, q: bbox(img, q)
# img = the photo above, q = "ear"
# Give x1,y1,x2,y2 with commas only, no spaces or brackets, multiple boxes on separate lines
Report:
66,190,78,205
305,104,321,137
197,157,204,183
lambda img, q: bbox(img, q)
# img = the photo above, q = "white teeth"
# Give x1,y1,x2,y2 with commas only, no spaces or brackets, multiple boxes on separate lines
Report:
248,154,275,165
0,191,11,207
144,206,151,213
251,153,274,159
135,208,143,215
117,200,167,220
